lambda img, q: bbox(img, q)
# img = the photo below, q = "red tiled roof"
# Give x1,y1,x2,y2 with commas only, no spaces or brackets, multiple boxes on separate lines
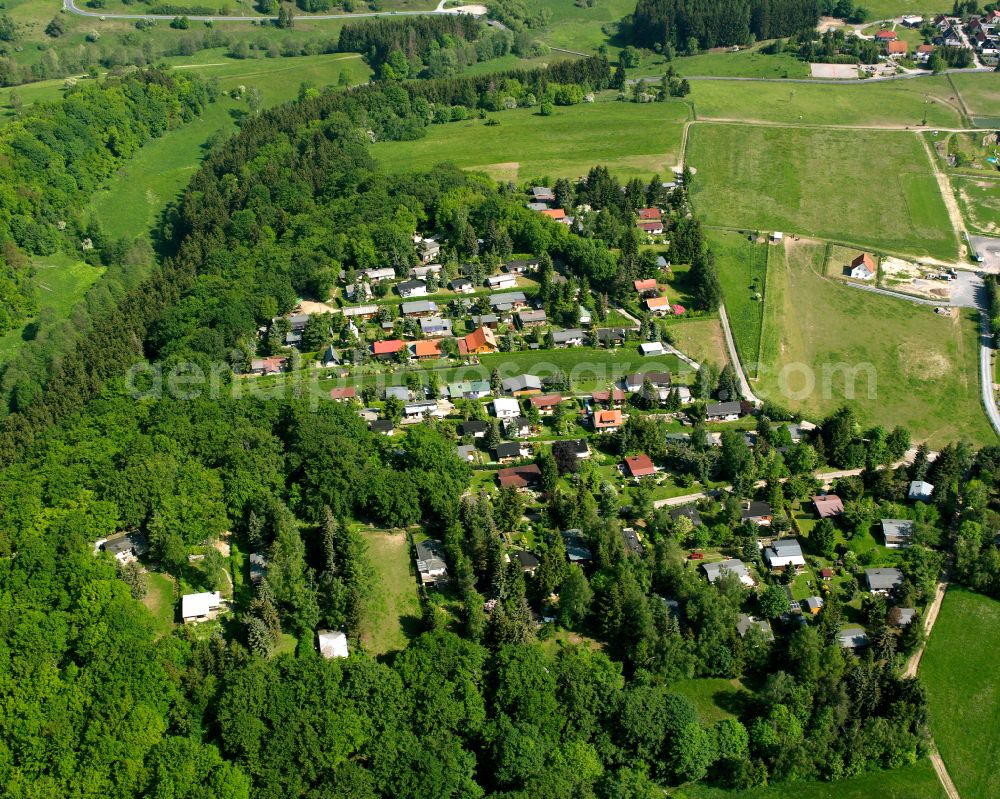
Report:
887,40,908,53
412,340,441,358
373,339,405,356
529,393,562,408
624,454,656,477
875,29,897,39
812,494,845,518
594,409,623,428
592,388,626,402
646,296,670,310
634,278,658,292
851,252,875,270
463,326,497,352
917,43,934,53
330,387,356,400
637,221,663,232
540,208,566,220
497,464,542,488
637,207,661,220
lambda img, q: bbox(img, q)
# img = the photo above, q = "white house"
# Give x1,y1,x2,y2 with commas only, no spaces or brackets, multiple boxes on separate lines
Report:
908,480,934,501
848,253,876,280
485,274,518,290
762,538,806,570
493,397,520,419
701,558,755,587
317,629,349,659
181,592,222,623
639,342,665,357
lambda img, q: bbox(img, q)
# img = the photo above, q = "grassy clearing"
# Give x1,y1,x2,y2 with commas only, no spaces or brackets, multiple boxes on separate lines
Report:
671,678,749,724
372,98,690,182
688,124,958,261
673,48,810,79
709,230,769,377
953,176,1000,236
677,760,946,799
526,0,634,53
949,72,1000,121
755,240,993,447
141,572,177,638
668,317,729,368
358,528,422,656
921,588,1000,799
0,254,103,366
861,0,947,18
688,77,963,128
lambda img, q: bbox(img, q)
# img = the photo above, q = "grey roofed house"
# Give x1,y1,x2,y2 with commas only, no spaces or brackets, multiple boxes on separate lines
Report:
666,432,691,444
489,291,527,309
513,550,540,573
415,539,448,585
740,500,772,522
505,416,533,437
670,505,703,527
763,537,805,568
287,312,310,331
459,420,488,437
893,607,917,627
364,266,396,282
502,374,543,394
865,567,903,593
420,316,453,336
494,442,526,460
370,419,395,435
249,552,268,584
401,299,437,316
384,385,410,401
656,255,669,268
397,279,428,296
456,443,476,462
342,304,378,318
578,305,592,325
701,558,753,586
595,327,627,344
517,308,547,326
551,328,585,346
562,529,593,562
736,613,774,641
531,186,555,201
285,330,302,347
471,313,499,328
706,400,744,419
908,480,934,501
526,202,550,211
881,519,915,548
838,627,870,650
621,527,645,557
802,596,825,614
322,344,340,366
97,532,148,563
450,278,473,292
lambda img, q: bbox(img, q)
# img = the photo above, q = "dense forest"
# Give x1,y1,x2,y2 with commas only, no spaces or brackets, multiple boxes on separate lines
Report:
628,0,820,52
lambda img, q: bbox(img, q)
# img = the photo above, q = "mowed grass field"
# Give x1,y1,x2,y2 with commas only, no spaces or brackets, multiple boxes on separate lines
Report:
920,588,1000,799
688,77,963,128
687,124,959,261
708,230,769,377
358,529,422,655
680,760,946,799
674,48,810,78
755,240,993,446
948,72,1000,122
953,176,1000,237
668,317,729,369
372,99,690,182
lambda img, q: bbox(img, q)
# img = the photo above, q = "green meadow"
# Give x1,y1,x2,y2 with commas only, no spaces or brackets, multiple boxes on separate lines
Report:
687,124,958,261
709,230,770,378
953,176,1000,237
372,98,691,182
921,588,1000,799
949,72,1000,121
359,529,423,655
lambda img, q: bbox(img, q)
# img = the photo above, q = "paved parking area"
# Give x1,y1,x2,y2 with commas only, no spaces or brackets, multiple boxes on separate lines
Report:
970,236,1000,274
949,270,985,308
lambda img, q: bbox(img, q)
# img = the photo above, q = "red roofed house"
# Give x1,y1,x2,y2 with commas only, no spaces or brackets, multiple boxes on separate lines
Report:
875,29,897,40
915,43,934,61
412,340,441,360
887,39,908,55
497,464,542,489
330,387,356,402
463,326,498,355
624,454,656,478
250,356,288,376
637,208,661,220
529,394,563,415
637,220,664,235
592,388,626,406
634,278,658,295
373,339,406,359
541,208,566,220
848,252,876,280
593,409,623,432
646,296,671,315
813,494,845,519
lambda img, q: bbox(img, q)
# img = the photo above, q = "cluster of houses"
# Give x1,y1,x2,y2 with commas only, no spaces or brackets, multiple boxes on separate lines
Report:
932,11,999,62
525,186,576,228
634,277,684,317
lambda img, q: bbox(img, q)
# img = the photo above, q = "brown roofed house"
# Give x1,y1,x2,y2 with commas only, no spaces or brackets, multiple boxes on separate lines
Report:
497,464,542,489
463,326,498,355
812,494,844,519
624,454,656,477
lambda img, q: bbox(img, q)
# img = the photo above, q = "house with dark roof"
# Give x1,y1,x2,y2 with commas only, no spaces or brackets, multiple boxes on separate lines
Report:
595,328,627,346
670,505,703,527
763,538,805,569
415,539,448,585
400,299,437,317
561,529,592,562
502,374,543,396
512,550,540,575
459,420,488,438
96,532,148,565
706,401,746,422
497,464,542,489
551,328,585,347
740,500,773,526
397,279,428,299
865,567,903,593
505,416,533,438
370,419,395,436
621,527,646,557
517,308,547,328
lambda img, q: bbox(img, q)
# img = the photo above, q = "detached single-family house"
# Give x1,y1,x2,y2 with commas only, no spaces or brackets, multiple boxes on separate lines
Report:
329,387,357,402
847,253,876,280
564,438,590,460
250,356,288,376
456,443,476,462
646,296,672,315
411,339,442,360
638,207,662,220
505,416,533,438
489,291,528,312
410,263,442,281
702,558,754,587
887,39,908,55
317,630,349,659
459,420,488,438
639,342,665,357
527,201,550,212
451,381,492,401
398,279,428,299
321,344,341,367
364,267,396,283
401,299,437,317
637,220,665,235
595,328,627,346
592,387,626,406
812,494,844,519
402,400,440,422
865,567,903,593
838,627,870,650
462,326,499,355
671,505,703,527
450,278,474,293
803,596,825,615
370,419,395,436
875,29,897,41
881,519,915,548
486,273,518,290
517,308,547,328
634,278,659,295
541,208,566,221
531,186,555,202
741,500,773,526
706,401,746,422
529,393,562,415
621,527,646,557
342,304,378,320
373,339,406,360
493,397,520,419
502,374,543,396
182,592,222,624
470,313,499,330
908,481,934,501
498,464,542,489
562,529,592,563
901,14,923,26
384,385,410,402
249,553,268,585
737,613,774,641
513,550,540,575
419,316,452,338
494,441,531,462
763,538,805,569
415,539,448,585
593,409,623,432
95,532,148,565
552,328,585,347
624,371,671,393
417,239,440,264
915,43,935,61
624,454,656,478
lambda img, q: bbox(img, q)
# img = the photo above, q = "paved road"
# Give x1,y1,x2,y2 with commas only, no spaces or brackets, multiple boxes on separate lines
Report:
63,0,484,21
978,311,1000,436
718,304,760,406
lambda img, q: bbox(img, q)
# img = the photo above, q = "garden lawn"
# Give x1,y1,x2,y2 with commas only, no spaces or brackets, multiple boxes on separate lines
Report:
708,230,769,378
920,587,1000,799
141,572,177,638
671,678,750,724
953,176,1000,237
687,124,959,261
372,99,690,182
755,239,994,447
687,77,962,128
679,759,946,799
358,529,422,655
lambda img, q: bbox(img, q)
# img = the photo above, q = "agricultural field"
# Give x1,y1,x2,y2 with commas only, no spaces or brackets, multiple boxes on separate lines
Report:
861,1,948,19
953,176,1000,236
921,588,1000,799
755,240,993,446
678,760,946,799
708,230,769,377
372,98,690,182
687,124,959,261
687,77,963,128
358,529,423,655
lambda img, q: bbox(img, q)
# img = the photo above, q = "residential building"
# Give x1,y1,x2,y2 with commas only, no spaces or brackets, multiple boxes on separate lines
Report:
592,388,626,406
915,43,935,61
512,550,540,575
639,342,665,357
249,553,268,585
637,220,665,235
462,326,499,355
848,253,876,280
384,385,410,402
470,313,499,330
373,339,406,359
415,539,448,585
529,394,562,415
329,387,357,402
182,592,222,623
456,444,476,462
741,500,773,526
494,442,530,462
865,567,903,593
401,299,437,317
737,613,774,641
493,397,520,419
502,374,542,396
411,340,442,360
881,519,915,548
531,186,555,202
370,419,395,436
410,263,442,281
838,627,870,650
317,630,349,659
593,408,623,432
705,401,745,421
887,39,908,55
459,419,488,437
624,371,671,393
450,278,473,293
763,538,805,569
646,296,671,314
812,494,844,519
450,381,492,400
95,532,148,565
595,328,627,346
908,481,934,501
552,328,585,347
321,344,341,367
671,505,702,527
562,529,592,563
517,308,547,328
634,278,658,295
701,558,754,587
875,29,897,40
364,267,396,283
624,454,656,478
802,596,824,615
419,316,452,338
497,464,542,489
417,239,440,263
341,304,378,320
485,274,518,290
397,279,429,299
505,416,533,438
250,356,288,376
621,527,646,557
489,291,528,312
